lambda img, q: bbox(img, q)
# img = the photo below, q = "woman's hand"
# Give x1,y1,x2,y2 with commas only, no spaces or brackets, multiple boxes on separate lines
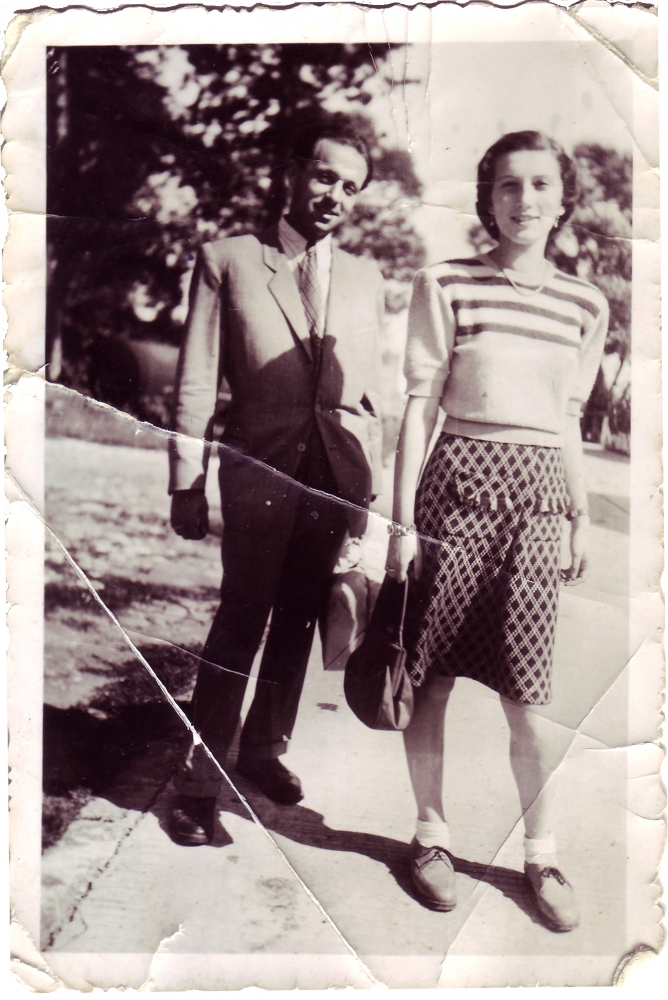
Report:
561,515,590,585
386,531,423,583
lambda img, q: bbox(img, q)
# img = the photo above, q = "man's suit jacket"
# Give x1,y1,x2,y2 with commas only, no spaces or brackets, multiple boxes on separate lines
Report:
169,226,384,535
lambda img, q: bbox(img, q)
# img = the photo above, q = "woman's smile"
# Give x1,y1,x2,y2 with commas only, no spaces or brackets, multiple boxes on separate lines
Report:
491,149,564,249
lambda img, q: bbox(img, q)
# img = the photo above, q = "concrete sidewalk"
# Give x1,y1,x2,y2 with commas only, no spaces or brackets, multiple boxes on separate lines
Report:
40,440,641,989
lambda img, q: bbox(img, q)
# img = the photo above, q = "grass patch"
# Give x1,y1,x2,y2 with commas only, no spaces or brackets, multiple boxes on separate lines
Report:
46,387,170,451
85,642,203,711
42,788,93,851
45,575,220,614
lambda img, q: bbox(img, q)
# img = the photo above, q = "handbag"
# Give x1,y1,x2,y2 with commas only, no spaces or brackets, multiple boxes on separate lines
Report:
343,573,414,731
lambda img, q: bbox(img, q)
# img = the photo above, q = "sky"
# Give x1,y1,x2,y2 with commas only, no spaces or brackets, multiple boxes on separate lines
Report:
361,42,633,264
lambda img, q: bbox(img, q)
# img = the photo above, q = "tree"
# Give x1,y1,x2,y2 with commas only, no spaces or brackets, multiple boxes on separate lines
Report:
550,144,632,364
551,145,632,442
46,44,426,418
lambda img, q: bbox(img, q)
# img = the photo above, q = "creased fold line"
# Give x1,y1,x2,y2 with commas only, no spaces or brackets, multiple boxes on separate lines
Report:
437,741,580,971
566,9,658,91
8,469,385,988
122,628,284,687
23,370,464,550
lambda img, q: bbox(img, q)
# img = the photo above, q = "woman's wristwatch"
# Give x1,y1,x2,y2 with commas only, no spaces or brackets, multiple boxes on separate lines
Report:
565,506,589,521
387,522,416,536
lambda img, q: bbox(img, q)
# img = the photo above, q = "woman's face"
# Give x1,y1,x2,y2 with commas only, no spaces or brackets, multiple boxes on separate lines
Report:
491,149,564,250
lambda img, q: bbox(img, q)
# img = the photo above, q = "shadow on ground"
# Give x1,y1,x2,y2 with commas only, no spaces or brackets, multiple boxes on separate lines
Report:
43,691,546,927
587,492,629,534
42,640,201,848
44,576,220,615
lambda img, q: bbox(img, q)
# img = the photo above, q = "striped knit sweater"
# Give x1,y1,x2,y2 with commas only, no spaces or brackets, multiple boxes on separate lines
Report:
404,254,609,447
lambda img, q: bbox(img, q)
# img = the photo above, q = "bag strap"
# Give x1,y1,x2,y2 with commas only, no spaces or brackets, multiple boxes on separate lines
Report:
397,578,409,648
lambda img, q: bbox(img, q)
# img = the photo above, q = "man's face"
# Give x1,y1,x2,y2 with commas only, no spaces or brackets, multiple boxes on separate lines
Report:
285,138,369,243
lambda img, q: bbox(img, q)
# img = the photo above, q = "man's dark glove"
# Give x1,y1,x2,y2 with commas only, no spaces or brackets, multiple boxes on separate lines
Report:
171,489,209,540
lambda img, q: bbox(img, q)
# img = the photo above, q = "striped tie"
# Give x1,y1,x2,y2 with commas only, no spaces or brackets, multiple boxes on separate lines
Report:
299,245,323,372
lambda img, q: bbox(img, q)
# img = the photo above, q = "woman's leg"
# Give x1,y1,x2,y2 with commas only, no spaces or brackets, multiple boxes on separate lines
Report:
500,698,571,842
403,674,455,822
403,673,458,911
501,698,580,931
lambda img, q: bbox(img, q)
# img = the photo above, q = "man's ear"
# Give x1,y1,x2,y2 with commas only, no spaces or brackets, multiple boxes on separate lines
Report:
283,160,299,210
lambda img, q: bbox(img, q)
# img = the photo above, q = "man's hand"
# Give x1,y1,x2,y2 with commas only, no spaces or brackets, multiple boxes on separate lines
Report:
171,489,209,540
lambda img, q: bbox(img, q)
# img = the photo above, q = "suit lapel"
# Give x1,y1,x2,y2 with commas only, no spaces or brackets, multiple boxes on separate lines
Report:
262,236,313,363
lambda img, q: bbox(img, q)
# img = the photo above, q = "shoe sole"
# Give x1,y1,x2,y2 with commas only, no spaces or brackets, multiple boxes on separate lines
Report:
525,875,579,932
258,791,304,806
410,873,457,912
535,909,579,933
235,768,303,805
415,895,457,913
169,833,212,847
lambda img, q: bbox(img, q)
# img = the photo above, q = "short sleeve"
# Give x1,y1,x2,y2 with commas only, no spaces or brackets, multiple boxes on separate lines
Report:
566,293,609,417
404,268,455,398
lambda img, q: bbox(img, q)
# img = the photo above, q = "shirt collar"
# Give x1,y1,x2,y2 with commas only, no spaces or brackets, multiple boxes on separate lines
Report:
278,216,332,264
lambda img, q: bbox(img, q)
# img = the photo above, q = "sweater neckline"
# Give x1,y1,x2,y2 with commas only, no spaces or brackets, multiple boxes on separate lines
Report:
479,253,556,291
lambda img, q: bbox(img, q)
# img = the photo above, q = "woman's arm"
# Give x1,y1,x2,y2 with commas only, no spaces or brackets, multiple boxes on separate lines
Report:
561,412,591,585
386,394,441,582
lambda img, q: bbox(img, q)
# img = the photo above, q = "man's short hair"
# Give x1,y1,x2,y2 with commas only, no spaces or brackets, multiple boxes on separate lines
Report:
290,114,373,189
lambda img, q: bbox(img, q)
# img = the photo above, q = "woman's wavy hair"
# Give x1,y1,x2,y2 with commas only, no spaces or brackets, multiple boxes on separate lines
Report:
476,130,578,241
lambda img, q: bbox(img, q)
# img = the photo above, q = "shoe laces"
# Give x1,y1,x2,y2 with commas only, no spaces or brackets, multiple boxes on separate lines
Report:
537,866,567,885
417,846,451,870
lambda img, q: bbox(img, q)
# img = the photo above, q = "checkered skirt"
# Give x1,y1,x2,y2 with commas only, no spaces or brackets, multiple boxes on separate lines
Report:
407,435,569,705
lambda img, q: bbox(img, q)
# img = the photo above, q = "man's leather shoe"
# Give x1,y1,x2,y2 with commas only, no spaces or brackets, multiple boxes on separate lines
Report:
168,795,216,846
409,837,457,911
525,863,580,932
236,758,303,805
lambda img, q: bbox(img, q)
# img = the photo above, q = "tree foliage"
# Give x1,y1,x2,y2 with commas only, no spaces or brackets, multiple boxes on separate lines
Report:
549,146,632,444
47,44,426,404
549,144,632,362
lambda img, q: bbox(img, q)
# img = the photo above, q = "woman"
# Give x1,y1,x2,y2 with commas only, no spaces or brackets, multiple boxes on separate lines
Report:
386,131,609,931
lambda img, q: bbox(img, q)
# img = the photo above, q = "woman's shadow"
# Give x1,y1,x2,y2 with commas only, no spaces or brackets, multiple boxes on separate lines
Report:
43,698,543,928
150,758,545,927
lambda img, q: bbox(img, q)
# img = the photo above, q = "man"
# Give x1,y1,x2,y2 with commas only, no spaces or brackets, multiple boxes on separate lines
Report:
167,117,384,845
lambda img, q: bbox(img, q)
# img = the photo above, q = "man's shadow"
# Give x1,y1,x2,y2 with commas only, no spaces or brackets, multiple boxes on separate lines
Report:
152,764,543,925
42,697,544,928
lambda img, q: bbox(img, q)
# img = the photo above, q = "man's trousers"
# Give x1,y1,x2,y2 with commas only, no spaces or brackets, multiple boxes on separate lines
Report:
175,457,350,798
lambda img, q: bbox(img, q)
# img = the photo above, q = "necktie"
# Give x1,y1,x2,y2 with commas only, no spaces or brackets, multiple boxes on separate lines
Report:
299,245,323,372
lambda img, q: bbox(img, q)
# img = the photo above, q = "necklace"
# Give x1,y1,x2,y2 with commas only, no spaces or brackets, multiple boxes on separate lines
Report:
499,260,551,297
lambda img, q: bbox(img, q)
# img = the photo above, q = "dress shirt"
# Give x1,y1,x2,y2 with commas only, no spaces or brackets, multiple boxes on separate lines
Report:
278,216,332,329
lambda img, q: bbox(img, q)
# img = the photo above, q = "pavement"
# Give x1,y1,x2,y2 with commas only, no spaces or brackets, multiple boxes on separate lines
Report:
37,433,655,989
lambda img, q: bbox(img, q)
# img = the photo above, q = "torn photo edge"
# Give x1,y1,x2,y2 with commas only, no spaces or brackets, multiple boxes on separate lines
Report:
2,1,663,991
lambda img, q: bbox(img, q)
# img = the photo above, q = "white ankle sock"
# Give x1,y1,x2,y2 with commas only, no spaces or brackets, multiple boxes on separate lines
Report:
524,833,559,867
416,819,451,850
